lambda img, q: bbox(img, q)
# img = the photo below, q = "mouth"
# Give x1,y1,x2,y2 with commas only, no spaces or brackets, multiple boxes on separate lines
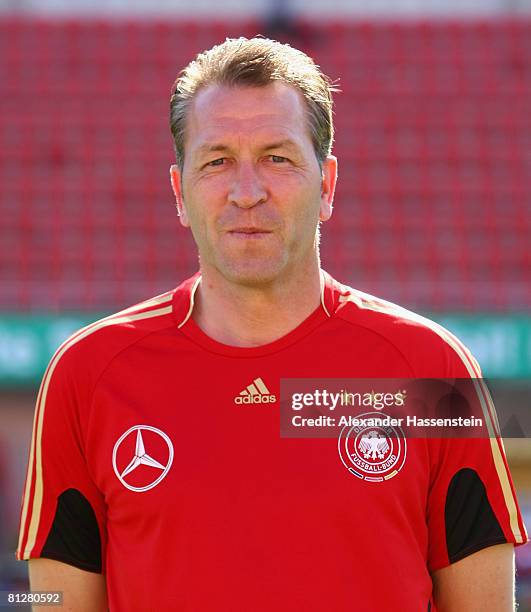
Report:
227,228,273,238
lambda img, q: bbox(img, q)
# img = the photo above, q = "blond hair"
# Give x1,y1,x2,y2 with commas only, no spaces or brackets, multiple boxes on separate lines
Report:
169,36,338,171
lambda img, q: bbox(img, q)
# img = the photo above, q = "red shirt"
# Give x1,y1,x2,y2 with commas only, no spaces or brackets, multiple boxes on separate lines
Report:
17,271,527,611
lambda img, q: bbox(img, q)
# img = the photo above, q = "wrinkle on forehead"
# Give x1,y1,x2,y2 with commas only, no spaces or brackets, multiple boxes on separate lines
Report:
193,131,305,159
184,82,311,156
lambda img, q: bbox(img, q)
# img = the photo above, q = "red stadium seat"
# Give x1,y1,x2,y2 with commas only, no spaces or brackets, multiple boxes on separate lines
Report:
0,17,529,312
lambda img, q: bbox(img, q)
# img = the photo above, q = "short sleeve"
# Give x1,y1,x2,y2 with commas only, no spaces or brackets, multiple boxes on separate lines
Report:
426,436,527,572
426,334,528,572
16,341,107,573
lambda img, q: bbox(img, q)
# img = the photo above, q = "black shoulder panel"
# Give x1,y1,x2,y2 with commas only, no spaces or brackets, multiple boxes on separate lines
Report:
41,488,102,573
445,468,507,563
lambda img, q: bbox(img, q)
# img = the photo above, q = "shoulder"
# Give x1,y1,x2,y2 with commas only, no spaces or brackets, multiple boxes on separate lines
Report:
44,289,176,386
331,280,481,378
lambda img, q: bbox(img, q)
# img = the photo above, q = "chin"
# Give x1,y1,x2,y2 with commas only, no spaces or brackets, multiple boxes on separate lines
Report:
217,258,286,287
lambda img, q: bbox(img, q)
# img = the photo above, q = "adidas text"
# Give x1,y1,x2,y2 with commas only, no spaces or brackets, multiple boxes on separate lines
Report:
235,394,277,404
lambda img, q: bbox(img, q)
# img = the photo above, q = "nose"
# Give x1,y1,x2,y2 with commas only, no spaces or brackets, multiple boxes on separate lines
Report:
228,162,267,209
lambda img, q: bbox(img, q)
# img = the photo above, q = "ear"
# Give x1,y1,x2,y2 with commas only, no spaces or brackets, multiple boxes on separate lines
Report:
169,164,190,227
319,155,337,222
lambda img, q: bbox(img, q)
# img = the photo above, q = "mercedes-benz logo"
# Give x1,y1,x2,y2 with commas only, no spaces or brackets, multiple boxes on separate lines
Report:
112,425,174,492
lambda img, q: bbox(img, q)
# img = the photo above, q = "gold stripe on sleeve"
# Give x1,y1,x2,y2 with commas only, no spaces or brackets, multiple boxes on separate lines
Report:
339,291,525,544
19,302,173,558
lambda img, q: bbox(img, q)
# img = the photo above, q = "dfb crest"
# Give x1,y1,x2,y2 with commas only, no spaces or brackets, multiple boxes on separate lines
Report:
338,412,407,482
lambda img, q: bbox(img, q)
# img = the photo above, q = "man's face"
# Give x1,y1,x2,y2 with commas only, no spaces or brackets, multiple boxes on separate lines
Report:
170,81,337,286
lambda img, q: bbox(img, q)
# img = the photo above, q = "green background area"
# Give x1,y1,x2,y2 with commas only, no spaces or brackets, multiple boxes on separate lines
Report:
0,314,530,386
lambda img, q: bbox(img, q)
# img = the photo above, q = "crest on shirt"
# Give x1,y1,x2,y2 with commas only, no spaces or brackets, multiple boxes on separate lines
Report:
338,412,406,482
112,425,174,492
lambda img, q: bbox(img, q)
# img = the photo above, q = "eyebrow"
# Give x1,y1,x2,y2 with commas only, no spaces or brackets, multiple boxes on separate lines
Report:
195,139,300,158
262,139,300,152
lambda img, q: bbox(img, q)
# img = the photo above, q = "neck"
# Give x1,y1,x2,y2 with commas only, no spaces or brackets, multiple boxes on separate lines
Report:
192,262,323,347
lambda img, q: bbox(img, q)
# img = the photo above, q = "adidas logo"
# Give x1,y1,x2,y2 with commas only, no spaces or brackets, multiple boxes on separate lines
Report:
234,377,276,404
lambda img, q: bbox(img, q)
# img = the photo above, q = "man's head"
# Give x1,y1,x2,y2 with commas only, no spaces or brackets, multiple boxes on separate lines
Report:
169,37,338,287
170,36,338,173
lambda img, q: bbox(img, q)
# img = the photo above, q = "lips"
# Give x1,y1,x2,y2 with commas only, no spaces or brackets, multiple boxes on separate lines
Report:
228,227,271,234
226,227,273,237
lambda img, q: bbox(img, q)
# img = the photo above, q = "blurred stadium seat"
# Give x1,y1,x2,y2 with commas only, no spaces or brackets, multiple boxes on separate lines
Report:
0,18,529,312
1,12,530,609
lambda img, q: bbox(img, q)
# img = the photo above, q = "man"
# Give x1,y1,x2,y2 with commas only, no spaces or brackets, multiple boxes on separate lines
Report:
18,37,527,611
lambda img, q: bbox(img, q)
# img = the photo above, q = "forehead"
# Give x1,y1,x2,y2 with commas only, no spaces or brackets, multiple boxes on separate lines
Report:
184,82,311,151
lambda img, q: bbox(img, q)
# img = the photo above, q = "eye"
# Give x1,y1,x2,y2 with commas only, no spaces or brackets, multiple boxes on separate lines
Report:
270,155,288,163
207,158,225,167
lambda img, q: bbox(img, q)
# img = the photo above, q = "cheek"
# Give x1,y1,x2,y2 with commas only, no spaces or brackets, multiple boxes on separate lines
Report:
191,172,229,195
285,180,322,225
189,207,217,242
184,179,222,220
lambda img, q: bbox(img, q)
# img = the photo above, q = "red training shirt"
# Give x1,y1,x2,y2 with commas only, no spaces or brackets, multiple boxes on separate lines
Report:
17,271,528,611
